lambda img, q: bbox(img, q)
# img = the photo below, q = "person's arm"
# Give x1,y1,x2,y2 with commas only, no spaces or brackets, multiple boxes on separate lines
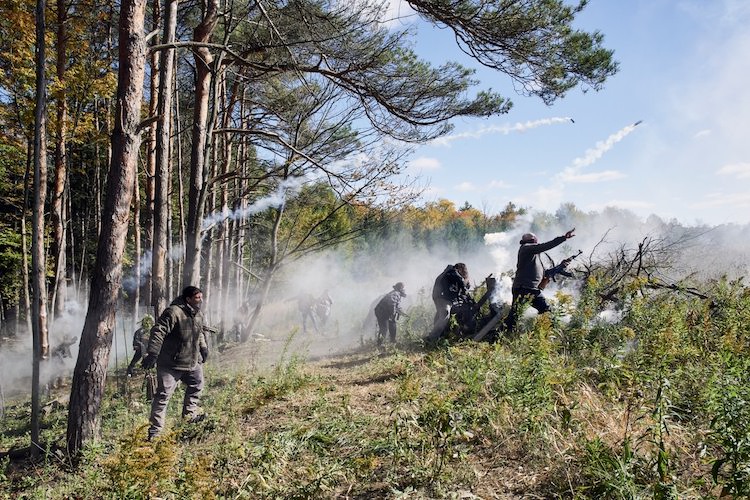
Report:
526,229,575,254
146,308,176,357
199,327,209,363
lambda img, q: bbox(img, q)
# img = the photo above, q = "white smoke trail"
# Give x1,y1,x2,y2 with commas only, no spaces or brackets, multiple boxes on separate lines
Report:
531,121,642,211
122,249,153,293
122,245,184,293
201,177,306,230
430,117,574,147
557,122,641,182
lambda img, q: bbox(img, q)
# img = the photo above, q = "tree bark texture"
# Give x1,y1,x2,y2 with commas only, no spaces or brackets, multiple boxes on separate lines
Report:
31,0,49,458
142,0,160,309
51,0,69,321
151,0,178,318
67,0,146,454
183,0,219,287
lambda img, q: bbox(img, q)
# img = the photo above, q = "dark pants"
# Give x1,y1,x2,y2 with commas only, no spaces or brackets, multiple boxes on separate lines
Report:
503,287,550,333
148,364,204,438
376,312,397,345
426,297,453,341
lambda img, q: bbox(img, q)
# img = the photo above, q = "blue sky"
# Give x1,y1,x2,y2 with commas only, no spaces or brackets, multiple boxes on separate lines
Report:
387,0,750,226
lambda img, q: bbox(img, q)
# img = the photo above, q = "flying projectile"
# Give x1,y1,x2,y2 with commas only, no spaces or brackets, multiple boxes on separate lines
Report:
569,118,575,123
634,120,643,126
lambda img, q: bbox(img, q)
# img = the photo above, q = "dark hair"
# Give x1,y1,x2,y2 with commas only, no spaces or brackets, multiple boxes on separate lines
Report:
181,286,203,299
454,263,468,280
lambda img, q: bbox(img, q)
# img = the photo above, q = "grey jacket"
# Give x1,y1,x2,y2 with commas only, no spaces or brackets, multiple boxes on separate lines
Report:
147,297,208,370
512,236,567,290
375,290,404,320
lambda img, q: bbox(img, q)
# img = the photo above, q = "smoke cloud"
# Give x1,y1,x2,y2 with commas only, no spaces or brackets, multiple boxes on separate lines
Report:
3,206,748,399
201,177,305,230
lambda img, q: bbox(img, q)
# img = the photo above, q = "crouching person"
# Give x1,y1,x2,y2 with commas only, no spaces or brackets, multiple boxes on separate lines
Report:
142,285,209,440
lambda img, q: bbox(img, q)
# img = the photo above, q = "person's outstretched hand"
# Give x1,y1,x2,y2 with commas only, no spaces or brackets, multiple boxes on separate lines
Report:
564,228,576,239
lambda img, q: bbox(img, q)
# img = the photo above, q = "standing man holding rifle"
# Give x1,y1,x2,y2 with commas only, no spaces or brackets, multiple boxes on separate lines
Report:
503,228,576,334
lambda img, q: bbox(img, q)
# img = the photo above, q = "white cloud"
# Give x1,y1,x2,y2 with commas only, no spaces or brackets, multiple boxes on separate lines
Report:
529,186,564,212
408,156,441,171
487,180,512,189
381,0,416,26
717,162,750,179
694,129,711,138
561,170,626,183
693,191,750,208
455,181,476,192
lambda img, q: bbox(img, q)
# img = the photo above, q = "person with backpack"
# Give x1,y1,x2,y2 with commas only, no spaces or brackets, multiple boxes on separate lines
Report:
425,263,470,342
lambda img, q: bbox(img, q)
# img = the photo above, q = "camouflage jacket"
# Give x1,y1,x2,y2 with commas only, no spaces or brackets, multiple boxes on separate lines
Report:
147,297,208,370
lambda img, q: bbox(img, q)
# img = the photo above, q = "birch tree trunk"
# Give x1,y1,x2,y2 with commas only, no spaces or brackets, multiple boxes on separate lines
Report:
66,0,146,454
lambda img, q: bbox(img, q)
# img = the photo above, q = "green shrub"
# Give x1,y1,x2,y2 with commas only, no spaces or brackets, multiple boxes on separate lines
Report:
707,354,750,497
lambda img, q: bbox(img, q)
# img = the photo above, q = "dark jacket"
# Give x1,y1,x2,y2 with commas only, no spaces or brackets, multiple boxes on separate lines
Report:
432,265,469,302
374,290,404,320
147,297,208,370
132,326,148,352
512,236,567,290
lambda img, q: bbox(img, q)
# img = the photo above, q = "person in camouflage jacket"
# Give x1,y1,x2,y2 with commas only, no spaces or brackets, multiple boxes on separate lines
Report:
142,286,209,439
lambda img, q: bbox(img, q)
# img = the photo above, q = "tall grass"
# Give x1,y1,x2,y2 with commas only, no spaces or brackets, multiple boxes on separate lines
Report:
2,278,749,498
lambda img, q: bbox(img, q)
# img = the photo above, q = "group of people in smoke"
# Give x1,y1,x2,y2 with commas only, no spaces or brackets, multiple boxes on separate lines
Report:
425,227,577,342
130,228,576,440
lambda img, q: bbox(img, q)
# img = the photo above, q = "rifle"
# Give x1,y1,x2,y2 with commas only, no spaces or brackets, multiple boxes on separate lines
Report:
539,250,582,290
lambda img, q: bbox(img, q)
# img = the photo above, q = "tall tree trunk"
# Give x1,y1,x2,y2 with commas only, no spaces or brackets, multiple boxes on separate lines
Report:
31,0,50,458
66,0,146,454
174,71,185,261
183,0,219,287
66,183,78,301
151,0,178,318
51,0,69,321
93,100,102,235
132,160,141,326
22,142,33,335
141,0,160,309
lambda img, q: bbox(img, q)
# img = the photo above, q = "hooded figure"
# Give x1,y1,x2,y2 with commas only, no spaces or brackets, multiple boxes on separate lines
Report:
374,282,407,346
425,263,470,342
